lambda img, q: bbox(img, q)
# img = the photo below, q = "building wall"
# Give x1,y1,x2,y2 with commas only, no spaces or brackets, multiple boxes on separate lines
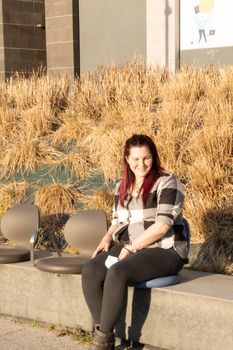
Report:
45,0,79,76
1,1,231,78
79,0,148,73
0,0,46,79
0,1,5,79
1,0,180,77
146,0,179,69
78,0,179,73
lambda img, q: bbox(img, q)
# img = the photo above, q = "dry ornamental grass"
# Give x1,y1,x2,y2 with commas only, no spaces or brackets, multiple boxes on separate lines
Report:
0,62,232,274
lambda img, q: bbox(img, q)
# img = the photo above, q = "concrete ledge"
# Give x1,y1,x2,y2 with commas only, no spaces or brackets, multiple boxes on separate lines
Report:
0,252,232,350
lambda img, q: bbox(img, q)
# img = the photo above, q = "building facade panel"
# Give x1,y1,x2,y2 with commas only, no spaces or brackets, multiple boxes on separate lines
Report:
0,47,4,62
1,0,46,78
7,11,43,26
45,0,73,18
46,15,74,43
0,0,5,76
45,0,79,76
17,1,34,12
1,0,232,78
46,42,75,68
4,47,45,73
79,0,147,73
0,32,3,48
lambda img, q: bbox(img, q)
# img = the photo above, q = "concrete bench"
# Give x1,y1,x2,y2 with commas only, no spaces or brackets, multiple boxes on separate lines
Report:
0,251,232,350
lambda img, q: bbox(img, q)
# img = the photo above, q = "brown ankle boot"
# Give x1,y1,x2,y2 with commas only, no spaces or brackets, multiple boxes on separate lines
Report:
88,326,115,350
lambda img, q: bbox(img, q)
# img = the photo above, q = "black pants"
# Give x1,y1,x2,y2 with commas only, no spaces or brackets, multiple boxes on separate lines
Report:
81,241,184,334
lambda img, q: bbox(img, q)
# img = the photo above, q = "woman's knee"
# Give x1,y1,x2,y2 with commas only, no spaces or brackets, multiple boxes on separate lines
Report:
106,263,128,284
82,259,101,279
82,260,95,277
82,258,107,285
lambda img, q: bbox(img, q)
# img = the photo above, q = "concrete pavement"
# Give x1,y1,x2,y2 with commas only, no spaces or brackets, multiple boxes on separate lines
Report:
0,316,161,350
0,316,86,350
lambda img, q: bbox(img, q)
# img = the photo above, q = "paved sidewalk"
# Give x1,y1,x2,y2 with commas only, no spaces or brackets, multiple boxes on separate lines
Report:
0,316,161,350
0,316,87,350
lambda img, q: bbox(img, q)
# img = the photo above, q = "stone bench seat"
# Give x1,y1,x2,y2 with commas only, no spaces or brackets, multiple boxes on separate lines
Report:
0,251,232,350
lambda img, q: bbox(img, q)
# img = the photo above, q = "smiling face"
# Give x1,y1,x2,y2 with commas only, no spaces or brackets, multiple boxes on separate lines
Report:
126,146,153,181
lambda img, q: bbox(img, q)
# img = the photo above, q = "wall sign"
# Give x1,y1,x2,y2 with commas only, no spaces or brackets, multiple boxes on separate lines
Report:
180,0,233,50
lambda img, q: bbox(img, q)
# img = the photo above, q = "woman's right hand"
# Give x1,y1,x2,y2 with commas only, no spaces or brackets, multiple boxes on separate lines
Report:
92,234,113,258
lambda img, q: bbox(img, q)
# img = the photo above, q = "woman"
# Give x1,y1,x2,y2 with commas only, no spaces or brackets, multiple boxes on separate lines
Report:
82,134,188,350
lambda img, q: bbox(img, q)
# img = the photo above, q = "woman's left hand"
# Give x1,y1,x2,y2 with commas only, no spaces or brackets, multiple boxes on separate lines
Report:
118,246,131,260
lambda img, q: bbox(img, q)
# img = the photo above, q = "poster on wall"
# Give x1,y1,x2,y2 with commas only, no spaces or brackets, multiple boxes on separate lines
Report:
180,0,233,50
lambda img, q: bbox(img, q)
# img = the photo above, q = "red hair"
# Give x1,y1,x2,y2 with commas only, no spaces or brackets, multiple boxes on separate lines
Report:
119,134,164,206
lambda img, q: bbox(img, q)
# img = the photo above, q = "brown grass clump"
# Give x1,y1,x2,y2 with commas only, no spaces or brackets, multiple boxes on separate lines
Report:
51,109,89,147
158,66,206,103
0,138,64,179
0,181,31,217
35,213,67,251
18,106,56,139
49,149,93,182
34,183,82,216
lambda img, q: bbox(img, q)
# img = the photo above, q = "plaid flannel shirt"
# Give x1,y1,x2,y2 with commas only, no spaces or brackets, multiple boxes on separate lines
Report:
111,172,188,260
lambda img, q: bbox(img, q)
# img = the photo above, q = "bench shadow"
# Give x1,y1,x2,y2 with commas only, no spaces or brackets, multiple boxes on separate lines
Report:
34,249,53,259
115,287,151,348
36,213,70,251
189,206,233,275
114,266,216,349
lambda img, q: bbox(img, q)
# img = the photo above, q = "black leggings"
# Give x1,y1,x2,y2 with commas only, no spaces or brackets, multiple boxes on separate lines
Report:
81,242,184,334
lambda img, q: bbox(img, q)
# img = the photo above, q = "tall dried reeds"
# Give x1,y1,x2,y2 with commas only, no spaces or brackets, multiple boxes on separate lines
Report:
0,62,232,274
